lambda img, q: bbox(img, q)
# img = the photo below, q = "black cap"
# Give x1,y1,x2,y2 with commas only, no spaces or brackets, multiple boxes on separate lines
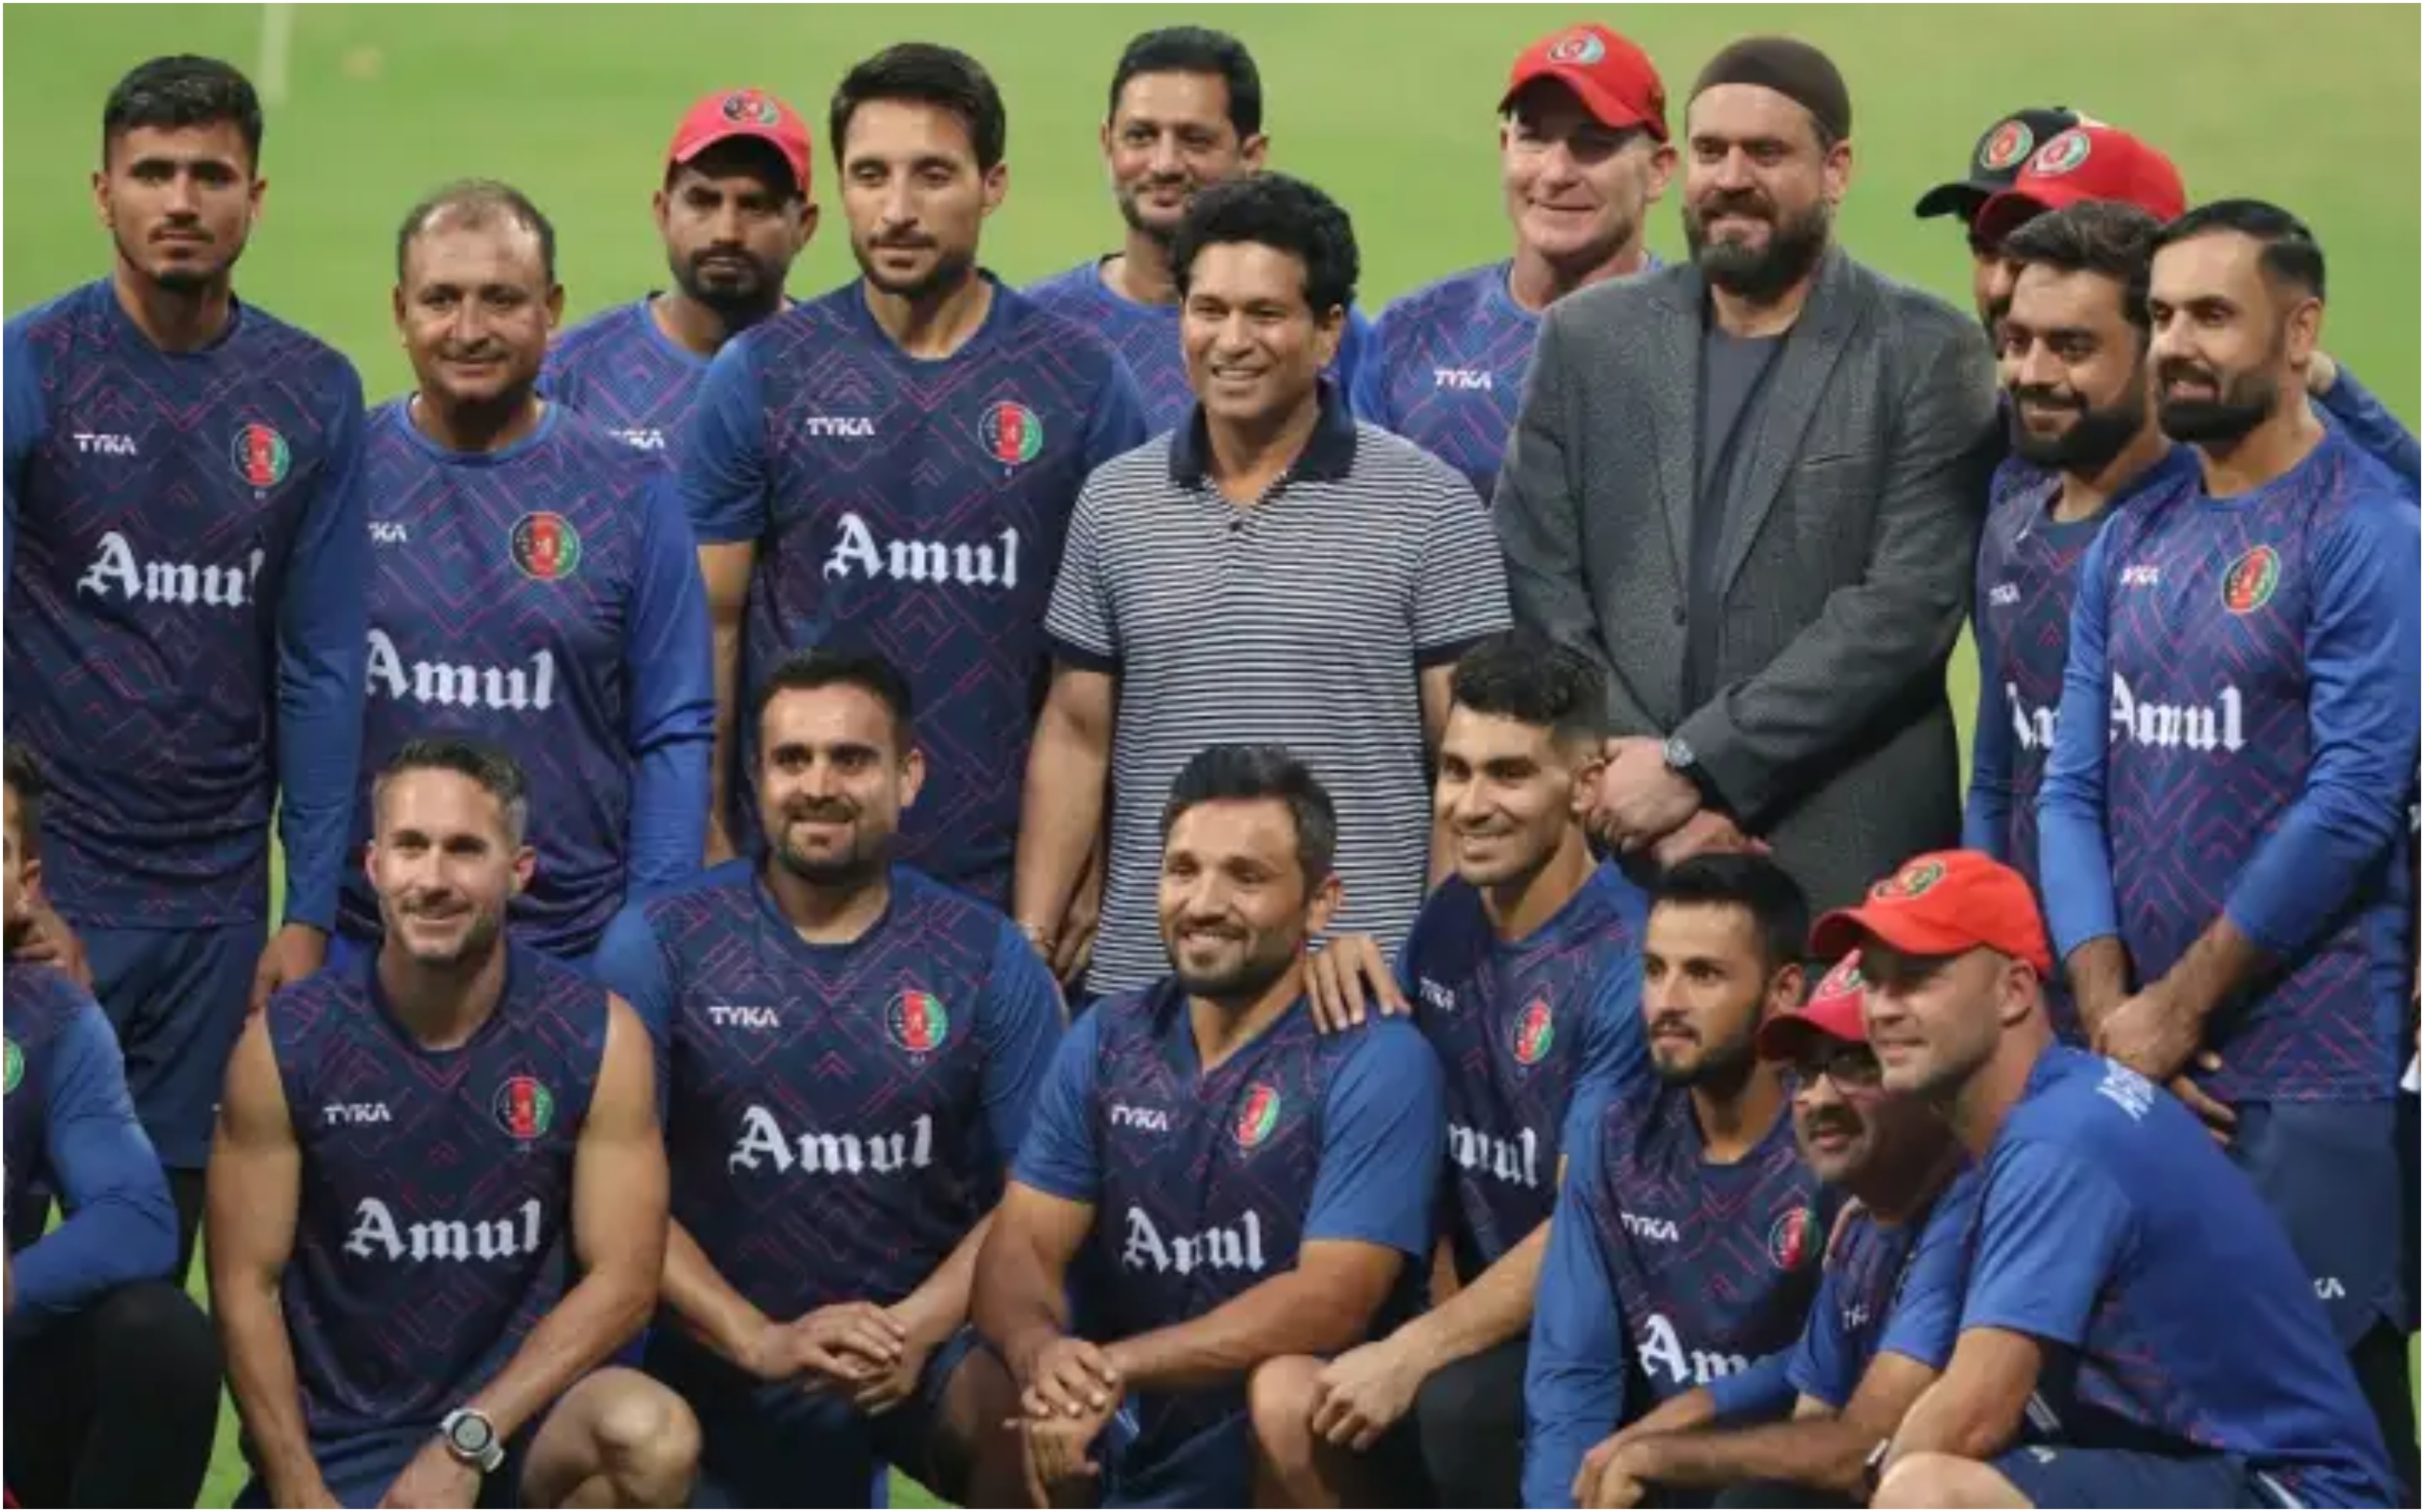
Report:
1912,107,2083,223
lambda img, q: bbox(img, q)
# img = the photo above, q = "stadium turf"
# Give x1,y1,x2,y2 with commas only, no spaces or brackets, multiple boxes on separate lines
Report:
3,5,2414,1507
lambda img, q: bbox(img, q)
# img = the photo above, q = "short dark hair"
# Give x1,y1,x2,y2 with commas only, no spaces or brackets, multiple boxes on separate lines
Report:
1108,27,1262,138
2154,198,2326,302
374,737,530,844
1651,854,1812,977
753,646,916,748
1171,173,1360,316
102,55,263,169
1450,629,1608,746
830,43,1007,173
1162,744,1338,890
396,179,558,286
4,742,46,854
2001,201,2163,333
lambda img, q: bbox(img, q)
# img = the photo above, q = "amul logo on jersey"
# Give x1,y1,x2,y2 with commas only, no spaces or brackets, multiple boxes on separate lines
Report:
1636,1311,1750,1387
823,512,1023,590
2110,674,2246,755
343,1197,544,1263
1121,1206,1267,1276
76,533,266,608
1449,1122,1542,1189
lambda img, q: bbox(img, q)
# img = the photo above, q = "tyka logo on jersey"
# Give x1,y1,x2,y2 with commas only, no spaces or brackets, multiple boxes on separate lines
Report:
492,1075,556,1141
1618,1209,1679,1244
71,432,137,456
322,1101,392,1126
1432,368,1494,391
706,1004,780,1032
1110,1104,1172,1133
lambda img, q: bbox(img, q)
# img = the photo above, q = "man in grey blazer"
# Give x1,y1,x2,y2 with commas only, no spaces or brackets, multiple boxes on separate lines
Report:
1493,35,2000,917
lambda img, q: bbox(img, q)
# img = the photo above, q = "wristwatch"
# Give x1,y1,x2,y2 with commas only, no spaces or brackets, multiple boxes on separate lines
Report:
1661,734,1724,808
440,1407,505,1473
1861,1438,1893,1500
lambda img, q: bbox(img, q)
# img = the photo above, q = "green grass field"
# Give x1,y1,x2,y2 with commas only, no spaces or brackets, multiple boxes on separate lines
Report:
4,5,2416,1505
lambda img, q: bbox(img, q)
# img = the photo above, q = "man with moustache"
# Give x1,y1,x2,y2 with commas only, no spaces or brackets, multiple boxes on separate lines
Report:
335,180,714,977
1355,23,1676,501
2037,200,2422,1491
1493,36,1998,911
593,648,1059,1508
1569,954,1980,1509
1523,854,1834,1509
544,88,816,465
1028,27,1371,434
683,43,1147,883
1247,630,1650,1508
1815,852,2397,1511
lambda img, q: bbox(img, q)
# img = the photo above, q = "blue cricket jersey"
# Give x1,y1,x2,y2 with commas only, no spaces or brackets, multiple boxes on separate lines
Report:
1023,258,1374,437
593,860,1063,1336
1960,1046,2394,1506
1524,1086,1832,1509
540,296,711,466
270,941,609,1450
1011,983,1443,1507
1784,1167,1980,1411
1,962,177,1324
1395,861,1649,1281
344,400,713,962
680,276,1147,905
2038,428,2421,1103
2,280,368,931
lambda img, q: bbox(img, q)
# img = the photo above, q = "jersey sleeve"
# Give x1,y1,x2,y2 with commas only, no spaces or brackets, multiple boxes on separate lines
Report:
13,1001,178,1316
1709,1349,1798,1420
1303,1022,1445,1257
3,310,49,584
1963,559,2016,861
1347,308,1397,430
1042,480,1118,673
276,361,374,932
1564,951,1647,1159
2036,523,2124,959
679,335,772,544
1009,1010,1104,1204
2316,365,2422,494
591,902,674,1047
620,471,716,896
1523,1120,1626,1510
1332,305,1378,410
1959,1136,2132,1348
1876,1167,1983,1375
975,919,1071,1170
1410,472,1515,667
2222,495,2423,958
1783,1247,1865,1411
1080,355,1150,475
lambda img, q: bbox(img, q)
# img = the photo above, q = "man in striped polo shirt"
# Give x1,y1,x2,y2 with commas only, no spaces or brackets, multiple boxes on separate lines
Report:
1014,172,1512,997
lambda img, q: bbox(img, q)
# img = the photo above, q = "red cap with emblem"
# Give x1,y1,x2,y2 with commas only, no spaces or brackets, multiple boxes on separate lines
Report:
1810,851,2054,977
1756,952,1871,1063
1501,25,1668,141
668,88,812,197
1973,123,2186,246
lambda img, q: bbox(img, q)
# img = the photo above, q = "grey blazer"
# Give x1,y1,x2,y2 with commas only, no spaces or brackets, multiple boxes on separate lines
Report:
1493,243,2001,915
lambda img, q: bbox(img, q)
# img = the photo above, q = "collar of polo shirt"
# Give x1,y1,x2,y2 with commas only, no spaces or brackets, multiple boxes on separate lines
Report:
1168,377,1361,487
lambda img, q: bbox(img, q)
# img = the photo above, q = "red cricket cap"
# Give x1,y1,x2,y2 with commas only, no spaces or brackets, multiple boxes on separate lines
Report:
668,88,812,197
1502,24,1669,141
1756,952,1870,1063
1810,851,2054,978
1972,124,2186,247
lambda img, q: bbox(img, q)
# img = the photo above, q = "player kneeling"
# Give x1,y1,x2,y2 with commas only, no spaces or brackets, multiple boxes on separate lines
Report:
208,738,697,1509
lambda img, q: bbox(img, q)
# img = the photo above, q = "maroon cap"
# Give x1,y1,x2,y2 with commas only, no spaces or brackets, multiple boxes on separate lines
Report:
1973,124,2186,246
668,88,812,196
1810,851,2055,977
1502,25,1669,141
1757,952,1869,1063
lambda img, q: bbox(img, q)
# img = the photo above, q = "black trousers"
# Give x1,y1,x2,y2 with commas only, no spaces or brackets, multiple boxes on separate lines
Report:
1407,1337,1529,1508
4,1280,221,1508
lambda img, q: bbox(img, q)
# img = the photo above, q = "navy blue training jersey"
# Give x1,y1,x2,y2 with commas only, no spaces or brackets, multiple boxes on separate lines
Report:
2040,430,2421,1103
1396,862,1649,1280
270,942,609,1447
1014,983,1443,1504
345,400,714,961
1961,1046,2394,1506
1023,258,1375,438
1524,1086,1832,1508
3,281,369,930
593,860,1064,1326
1785,1167,1979,1411
540,297,710,466
681,276,1147,904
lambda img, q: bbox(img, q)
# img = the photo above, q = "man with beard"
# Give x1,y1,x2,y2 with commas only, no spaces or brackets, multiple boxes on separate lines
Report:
333,180,714,976
543,88,815,465
1569,953,1980,1509
1,54,368,1274
1523,854,1834,1509
2,741,220,1510
1493,36,1998,915
1027,27,1371,434
592,648,1058,1507
2037,201,2423,1494
1354,23,1676,501
1822,853,2397,1511
974,746,1444,1509
684,43,1147,887
1247,630,1650,1508
211,738,698,1509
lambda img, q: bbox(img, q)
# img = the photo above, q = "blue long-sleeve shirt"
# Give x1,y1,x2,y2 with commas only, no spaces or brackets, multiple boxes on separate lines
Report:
2038,428,2420,1102
4,964,177,1323
4,281,368,929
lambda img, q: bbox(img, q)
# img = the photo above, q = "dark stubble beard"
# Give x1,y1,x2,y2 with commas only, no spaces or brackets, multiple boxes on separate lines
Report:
854,238,977,305
2157,341,2284,447
2009,369,2151,473
1685,194,1832,304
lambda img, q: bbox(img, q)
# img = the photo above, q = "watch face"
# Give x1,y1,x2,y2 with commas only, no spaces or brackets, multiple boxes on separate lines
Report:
447,1413,494,1455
